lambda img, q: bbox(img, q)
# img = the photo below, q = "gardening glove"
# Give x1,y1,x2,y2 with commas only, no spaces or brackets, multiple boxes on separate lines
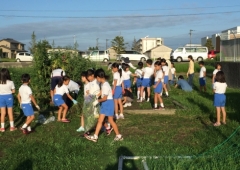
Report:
93,100,99,107
72,99,78,105
36,105,40,110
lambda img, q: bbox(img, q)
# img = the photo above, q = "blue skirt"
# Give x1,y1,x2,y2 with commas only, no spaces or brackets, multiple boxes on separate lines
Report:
124,79,131,88
142,78,151,87
100,99,114,116
164,76,169,84
154,82,163,94
214,93,226,107
53,94,65,106
136,78,142,88
113,86,122,99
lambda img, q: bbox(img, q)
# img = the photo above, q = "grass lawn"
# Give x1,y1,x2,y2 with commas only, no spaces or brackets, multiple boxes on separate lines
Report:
1,62,240,169
0,58,16,62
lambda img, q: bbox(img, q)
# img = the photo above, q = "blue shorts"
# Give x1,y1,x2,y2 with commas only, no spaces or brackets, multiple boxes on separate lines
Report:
21,103,34,116
154,82,163,94
136,78,142,88
0,94,14,108
164,76,169,84
53,94,65,106
123,79,131,89
113,86,122,99
100,99,114,116
199,78,206,86
214,94,226,107
142,78,151,87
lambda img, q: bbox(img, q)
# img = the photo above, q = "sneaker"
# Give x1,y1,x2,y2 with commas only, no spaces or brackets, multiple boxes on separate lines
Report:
146,98,150,102
10,127,17,132
127,103,132,107
115,114,119,120
0,128,5,132
76,126,85,132
20,128,29,134
119,114,124,119
85,135,98,142
123,103,128,108
106,128,113,136
114,135,123,141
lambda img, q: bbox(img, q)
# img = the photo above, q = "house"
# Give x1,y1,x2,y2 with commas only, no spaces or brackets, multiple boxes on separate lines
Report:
144,45,172,60
0,38,27,58
136,37,164,53
107,47,117,60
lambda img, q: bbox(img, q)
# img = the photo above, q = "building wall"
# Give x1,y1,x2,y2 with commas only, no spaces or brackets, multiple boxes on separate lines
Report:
0,40,11,48
137,38,163,53
108,47,117,60
201,36,209,46
144,45,172,60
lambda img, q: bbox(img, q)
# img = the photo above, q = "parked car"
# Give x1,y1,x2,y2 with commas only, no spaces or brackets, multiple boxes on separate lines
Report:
170,46,208,62
16,52,33,62
84,50,109,62
208,50,220,59
116,50,149,62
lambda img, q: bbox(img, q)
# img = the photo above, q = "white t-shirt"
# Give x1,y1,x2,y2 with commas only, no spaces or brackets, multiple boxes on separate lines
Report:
171,68,176,74
0,80,15,95
89,79,100,96
67,80,79,92
213,69,220,75
84,83,90,96
162,65,169,75
135,69,143,78
113,72,122,86
51,69,66,78
101,82,113,100
199,66,206,78
155,70,163,82
19,84,32,104
122,70,132,80
214,82,227,94
142,67,154,78
55,84,69,95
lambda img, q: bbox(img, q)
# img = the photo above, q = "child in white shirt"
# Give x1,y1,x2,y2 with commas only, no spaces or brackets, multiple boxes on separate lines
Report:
153,61,164,109
198,61,207,92
161,59,169,97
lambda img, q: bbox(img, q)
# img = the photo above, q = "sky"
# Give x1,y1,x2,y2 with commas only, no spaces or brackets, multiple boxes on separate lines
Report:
0,0,240,51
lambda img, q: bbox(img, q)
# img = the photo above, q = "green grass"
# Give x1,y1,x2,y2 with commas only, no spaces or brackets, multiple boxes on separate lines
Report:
1,64,240,169
0,58,16,62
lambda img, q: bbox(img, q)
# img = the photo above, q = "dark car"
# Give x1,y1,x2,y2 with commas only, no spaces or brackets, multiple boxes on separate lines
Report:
208,50,220,59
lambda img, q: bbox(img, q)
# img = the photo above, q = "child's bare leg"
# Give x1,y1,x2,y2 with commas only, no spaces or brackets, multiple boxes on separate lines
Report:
114,100,118,115
140,86,144,100
7,107,14,121
147,87,150,99
81,115,84,127
137,87,141,99
221,107,226,124
62,103,68,120
25,115,35,125
0,107,6,125
154,93,157,108
108,116,120,135
216,107,221,124
118,99,123,114
157,94,163,104
94,114,105,136
58,106,63,121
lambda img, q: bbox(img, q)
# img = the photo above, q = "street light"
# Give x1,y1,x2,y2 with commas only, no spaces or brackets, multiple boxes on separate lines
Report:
189,30,195,48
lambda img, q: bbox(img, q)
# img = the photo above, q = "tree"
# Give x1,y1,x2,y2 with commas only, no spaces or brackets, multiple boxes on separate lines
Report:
132,37,141,52
111,36,127,54
88,46,98,51
29,31,37,54
205,39,214,51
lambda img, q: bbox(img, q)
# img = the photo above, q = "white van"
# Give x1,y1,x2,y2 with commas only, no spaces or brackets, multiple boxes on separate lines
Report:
84,50,109,62
170,46,208,62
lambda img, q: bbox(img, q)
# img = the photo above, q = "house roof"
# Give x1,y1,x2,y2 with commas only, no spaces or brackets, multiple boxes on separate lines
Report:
0,38,25,45
145,45,172,53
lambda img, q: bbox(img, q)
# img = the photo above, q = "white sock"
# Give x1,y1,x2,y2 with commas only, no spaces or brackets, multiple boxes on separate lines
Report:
22,124,28,129
27,126,31,131
137,90,140,99
140,97,143,101
107,123,111,129
1,123,4,128
160,103,164,107
117,134,122,138
160,92,162,96
10,121,14,128
154,103,157,108
120,113,123,115
94,134,98,139
166,92,169,96
143,91,146,98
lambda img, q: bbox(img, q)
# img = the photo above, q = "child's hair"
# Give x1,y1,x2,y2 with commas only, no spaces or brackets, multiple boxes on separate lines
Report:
178,75,184,79
161,58,166,63
215,71,226,83
198,61,204,65
215,63,221,69
122,63,129,71
188,55,194,61
157,57,161,61
86,68,95,77
58,75,70,87
0,68,11,84
171,62,175,68
154,61,161,66
112,62,122,77
146,59,153,65
21,73,30,83
138,62,143,69
81,71,87,78
108,62,112,66
94,68,109,79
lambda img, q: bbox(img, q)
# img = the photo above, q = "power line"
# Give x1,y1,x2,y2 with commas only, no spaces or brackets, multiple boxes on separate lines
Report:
0,10,239,19
1,5,240,12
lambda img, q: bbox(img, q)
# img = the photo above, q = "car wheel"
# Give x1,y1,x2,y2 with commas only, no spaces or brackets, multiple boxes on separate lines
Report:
16,59,20,62
197,57,203,61
103,58,108,63
140,57,146,62
176,57,182,62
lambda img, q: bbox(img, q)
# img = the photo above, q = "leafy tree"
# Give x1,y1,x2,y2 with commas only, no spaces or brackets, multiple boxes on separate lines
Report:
111,36,127,54
29,31,37,54
205,39,214,51
88,46,98,51
132,37,140,52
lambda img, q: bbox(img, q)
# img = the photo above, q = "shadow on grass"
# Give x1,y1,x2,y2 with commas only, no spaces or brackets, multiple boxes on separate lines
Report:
14,159,33,170
105,146,138,170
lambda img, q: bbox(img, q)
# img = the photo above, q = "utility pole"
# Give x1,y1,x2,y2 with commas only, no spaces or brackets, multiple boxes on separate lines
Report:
96,38,99,49
74,35,75,44
189,30,195,48
106,39,109,50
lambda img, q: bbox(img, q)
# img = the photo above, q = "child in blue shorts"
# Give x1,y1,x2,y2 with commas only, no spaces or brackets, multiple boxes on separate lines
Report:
85,68,123,142
153,61,165,110
213,71,227,126
161,59,169,97
121,63,136,92
0,68,17,132
199,61,207,92
111,63,124,119
134,62,144,100
18,74,40,134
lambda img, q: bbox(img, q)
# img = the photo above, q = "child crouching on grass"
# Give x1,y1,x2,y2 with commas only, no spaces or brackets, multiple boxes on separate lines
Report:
85,68,123,142
213,71,227,126
18,74,40,134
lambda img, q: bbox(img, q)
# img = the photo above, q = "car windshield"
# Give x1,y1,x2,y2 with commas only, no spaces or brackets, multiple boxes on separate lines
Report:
175,48,183,52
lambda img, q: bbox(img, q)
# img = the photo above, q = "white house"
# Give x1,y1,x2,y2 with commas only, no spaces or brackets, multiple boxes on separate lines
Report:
144,45,172,60
136,37,164,53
